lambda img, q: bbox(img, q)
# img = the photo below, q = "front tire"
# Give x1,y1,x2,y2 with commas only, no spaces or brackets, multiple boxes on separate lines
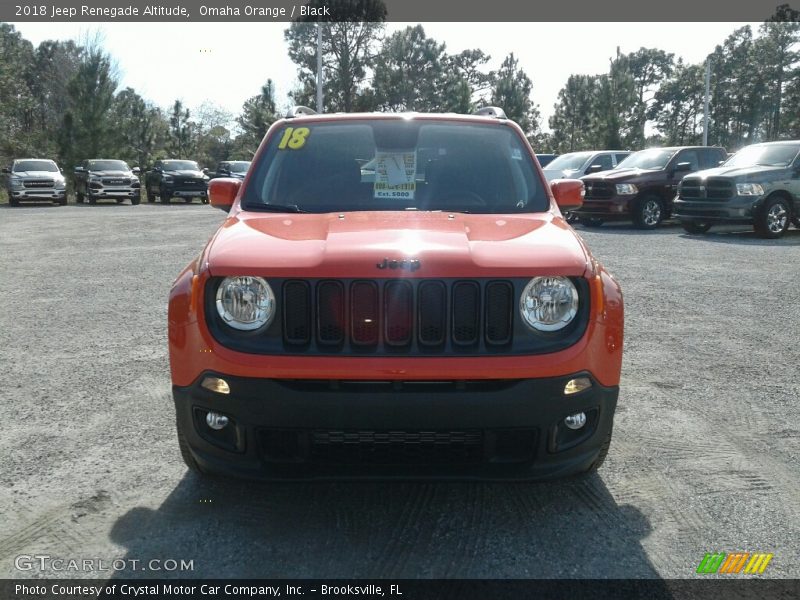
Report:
76,192,84,204
681,221,712,234
633,195,663,229
131,195,141,206
160,187,170,204
88,194,97,205
755,196,791,239
580,217,604,228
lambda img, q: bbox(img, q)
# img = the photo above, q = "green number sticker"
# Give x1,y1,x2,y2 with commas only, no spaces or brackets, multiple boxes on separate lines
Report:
278,127,310,150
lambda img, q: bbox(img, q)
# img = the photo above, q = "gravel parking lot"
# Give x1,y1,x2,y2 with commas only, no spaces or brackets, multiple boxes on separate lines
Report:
0,203,798,579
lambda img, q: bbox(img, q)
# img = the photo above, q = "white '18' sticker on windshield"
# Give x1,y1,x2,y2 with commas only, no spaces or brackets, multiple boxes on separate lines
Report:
374,151,416,200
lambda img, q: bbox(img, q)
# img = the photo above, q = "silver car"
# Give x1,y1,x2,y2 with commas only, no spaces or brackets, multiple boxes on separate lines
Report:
542,150,631,182
3,159,67,206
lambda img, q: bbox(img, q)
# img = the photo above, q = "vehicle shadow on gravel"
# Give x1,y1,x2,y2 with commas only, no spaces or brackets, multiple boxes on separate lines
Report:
109,473,665,580
676,228,800,245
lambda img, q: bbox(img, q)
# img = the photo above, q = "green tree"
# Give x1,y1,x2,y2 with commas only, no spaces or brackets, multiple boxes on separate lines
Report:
233,80,279,157
549,74,600,152
650,60,705,145
167,100,195,157
372,25,447,111
490,53,541,139
757,4,800,139
625,48,674,147
59,40,118,169
0,24,36,162
284,0,386,112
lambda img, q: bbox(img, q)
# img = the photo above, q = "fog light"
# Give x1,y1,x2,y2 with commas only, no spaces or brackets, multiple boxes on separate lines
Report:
201,376,230,395
564,412,587,430
564,377,592,395
206,412,229,430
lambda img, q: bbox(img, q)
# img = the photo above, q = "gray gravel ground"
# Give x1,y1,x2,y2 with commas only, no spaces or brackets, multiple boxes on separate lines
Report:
0,203,798,579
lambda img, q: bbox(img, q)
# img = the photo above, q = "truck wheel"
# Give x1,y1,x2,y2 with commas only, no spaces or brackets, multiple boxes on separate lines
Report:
146,188,155,203
76,192,84,204
580,217,604,228
176,420,205,475
88,194,97,205
755,196,790,239
58,196,67,206
201,197,209,205
9,196,20,207
160,187,170,204
131,195,141,206
681,221,712,234
633,195,663,229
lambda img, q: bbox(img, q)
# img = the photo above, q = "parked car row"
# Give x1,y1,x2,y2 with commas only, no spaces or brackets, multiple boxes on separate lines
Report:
3,158,252,206
558,141,800,238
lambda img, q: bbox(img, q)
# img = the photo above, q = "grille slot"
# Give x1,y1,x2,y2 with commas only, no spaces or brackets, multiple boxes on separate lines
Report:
485,282,513,345
384,281,413,346
310,429,485,464
283,281,311,345
418,281,447,346
351,281,379,345
452,281,480,345
317,281,345,344
23,179,54,188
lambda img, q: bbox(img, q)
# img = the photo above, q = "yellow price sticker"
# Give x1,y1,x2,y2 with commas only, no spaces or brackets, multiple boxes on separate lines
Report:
277,127,310,150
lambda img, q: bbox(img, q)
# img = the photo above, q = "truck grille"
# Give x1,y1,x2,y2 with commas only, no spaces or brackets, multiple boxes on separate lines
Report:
23,179,55,188
282,279,514,351
102,178,130,186
680,177,734,201
583,181,614,200
174,178,206,188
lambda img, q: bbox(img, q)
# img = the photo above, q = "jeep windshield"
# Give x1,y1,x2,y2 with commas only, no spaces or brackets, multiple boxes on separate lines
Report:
616,149,676,170
14,160,58,172
724,143,800,168
163,161,200,171
88,160,130,171
243,120,548,214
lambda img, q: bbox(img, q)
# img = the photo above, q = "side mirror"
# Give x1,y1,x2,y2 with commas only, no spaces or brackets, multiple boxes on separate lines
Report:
59,167,64,173
209,178,242,212
132,167,141,175
1,167,9,174
202,167,210,174
586,164,603,174
74,166,85,173
674,162,692,173
551,179,583,211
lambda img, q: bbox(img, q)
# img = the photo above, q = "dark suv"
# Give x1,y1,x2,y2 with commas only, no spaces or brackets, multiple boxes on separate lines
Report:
206,161,251,180
576,146,727,229
674,141,800,238
73,159,141,205
145,159,209,204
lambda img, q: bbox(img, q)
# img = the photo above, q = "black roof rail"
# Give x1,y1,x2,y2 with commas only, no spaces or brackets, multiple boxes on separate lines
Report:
285,106,318,118
473,106,507,119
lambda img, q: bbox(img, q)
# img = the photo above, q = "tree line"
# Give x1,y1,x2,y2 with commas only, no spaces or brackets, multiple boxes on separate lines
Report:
0,2,798,175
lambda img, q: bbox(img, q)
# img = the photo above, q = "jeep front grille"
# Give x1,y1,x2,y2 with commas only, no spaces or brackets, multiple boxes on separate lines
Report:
282,279,515,351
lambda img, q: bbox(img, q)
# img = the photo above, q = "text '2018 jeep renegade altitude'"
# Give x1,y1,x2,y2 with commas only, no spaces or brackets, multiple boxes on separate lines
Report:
168,108,624,480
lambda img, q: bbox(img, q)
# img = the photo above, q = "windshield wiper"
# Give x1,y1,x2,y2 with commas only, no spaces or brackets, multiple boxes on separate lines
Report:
250,203,308,213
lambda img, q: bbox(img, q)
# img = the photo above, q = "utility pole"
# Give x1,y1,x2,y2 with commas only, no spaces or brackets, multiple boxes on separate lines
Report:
316,22,323,112
703,58,711,146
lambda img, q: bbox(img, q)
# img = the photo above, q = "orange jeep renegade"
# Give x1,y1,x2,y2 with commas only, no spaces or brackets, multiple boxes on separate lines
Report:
168,107,624,480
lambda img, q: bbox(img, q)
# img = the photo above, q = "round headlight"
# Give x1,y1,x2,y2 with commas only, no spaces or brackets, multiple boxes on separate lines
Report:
519,276,579,332
215,276,275,331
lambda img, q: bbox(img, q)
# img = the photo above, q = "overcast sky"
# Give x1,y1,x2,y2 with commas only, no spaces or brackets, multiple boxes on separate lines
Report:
11,21,758,131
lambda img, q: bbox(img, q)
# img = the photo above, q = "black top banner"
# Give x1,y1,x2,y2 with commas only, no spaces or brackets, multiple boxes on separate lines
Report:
3,0,800,22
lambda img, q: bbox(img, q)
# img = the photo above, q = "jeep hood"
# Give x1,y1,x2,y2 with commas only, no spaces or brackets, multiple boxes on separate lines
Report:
206,211,590,279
